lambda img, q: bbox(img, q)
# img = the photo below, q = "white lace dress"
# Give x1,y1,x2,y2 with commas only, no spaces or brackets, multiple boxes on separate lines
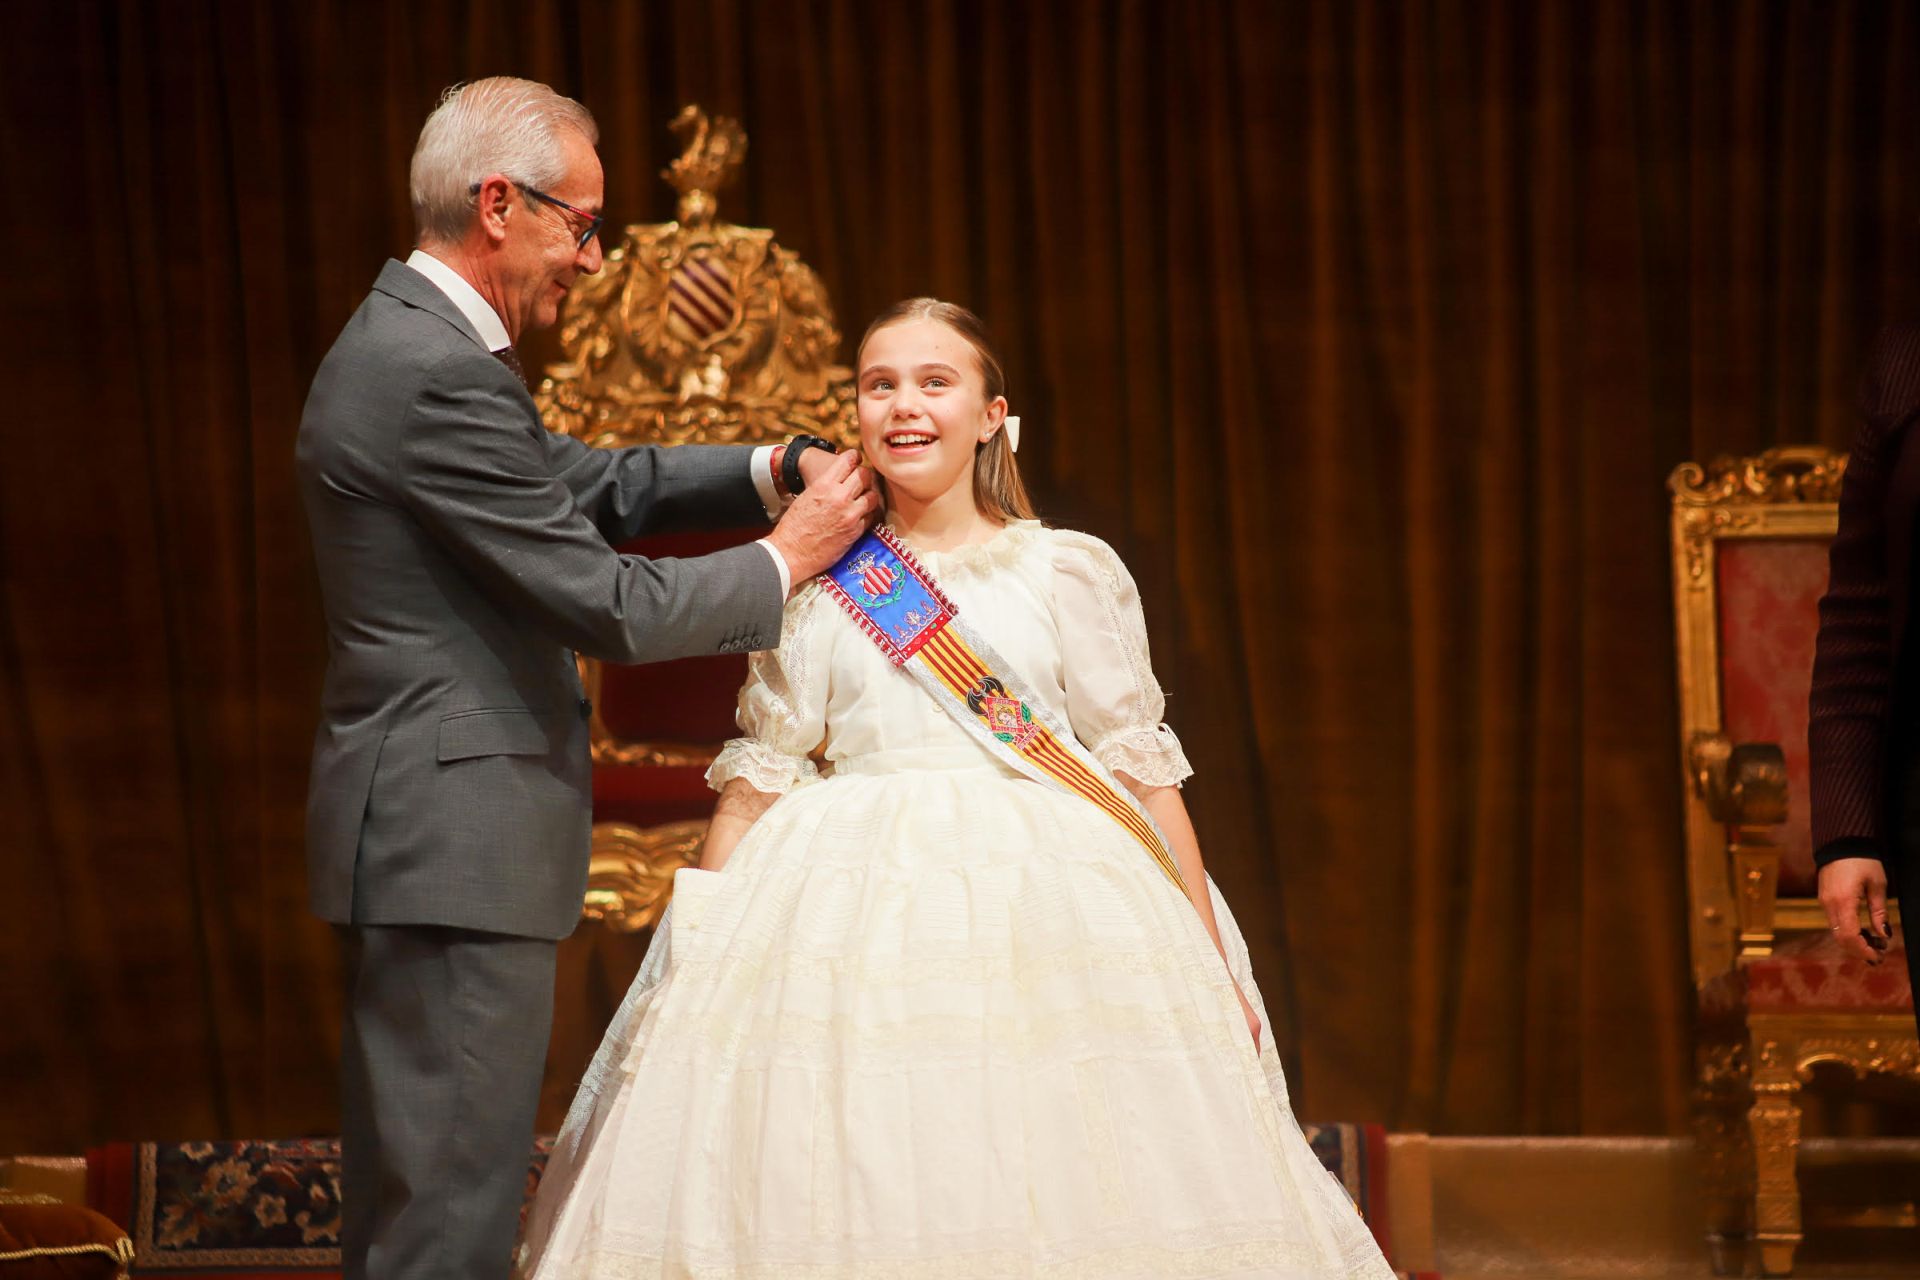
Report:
518,521,1394,1280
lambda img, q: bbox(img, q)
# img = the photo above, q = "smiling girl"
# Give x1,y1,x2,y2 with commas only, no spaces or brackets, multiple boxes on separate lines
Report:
517,299,1393,1279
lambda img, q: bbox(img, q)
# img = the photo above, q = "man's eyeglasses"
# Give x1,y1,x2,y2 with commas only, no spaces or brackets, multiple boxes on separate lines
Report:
470,179,605,249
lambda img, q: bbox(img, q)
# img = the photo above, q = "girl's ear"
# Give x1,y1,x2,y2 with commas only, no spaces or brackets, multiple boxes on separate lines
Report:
979,396,1008,443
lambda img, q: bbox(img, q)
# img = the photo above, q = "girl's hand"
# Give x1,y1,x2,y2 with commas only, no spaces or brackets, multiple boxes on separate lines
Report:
1235,983,1262,1050
699,779,780,871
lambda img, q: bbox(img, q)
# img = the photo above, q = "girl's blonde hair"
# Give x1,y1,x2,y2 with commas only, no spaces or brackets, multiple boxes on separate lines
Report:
857,298,1036,524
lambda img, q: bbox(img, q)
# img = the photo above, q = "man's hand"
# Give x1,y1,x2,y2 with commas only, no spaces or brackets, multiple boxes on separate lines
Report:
794,444,841,491
765,450,881,585
1818,855,1893,965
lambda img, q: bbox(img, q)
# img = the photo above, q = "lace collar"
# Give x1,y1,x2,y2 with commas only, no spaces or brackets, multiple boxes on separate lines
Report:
886,518,1045,577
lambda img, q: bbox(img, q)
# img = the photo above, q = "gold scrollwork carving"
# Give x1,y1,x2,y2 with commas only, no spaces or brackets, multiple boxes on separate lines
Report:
663,105,747,223
534,105,859,451
581,821,707,933
1789,1034,1920,1082
1669,445,1849,508
1677,506,1759,585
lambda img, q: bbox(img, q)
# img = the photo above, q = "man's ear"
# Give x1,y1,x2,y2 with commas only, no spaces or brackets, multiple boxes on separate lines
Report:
473,174,515,245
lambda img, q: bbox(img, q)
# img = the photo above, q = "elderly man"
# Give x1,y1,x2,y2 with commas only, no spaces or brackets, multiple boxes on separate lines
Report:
296,78,875,1280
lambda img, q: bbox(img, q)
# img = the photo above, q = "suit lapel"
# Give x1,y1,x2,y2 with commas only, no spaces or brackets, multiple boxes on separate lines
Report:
372,258,488,351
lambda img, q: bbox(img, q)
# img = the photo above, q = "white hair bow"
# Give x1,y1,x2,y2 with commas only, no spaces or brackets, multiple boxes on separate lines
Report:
1003,415,1021,453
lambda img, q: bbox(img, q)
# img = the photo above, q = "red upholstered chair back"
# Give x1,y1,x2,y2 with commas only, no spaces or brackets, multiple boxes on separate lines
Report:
1713,538,1829,898
585,527,759,832
1669,447,1848,987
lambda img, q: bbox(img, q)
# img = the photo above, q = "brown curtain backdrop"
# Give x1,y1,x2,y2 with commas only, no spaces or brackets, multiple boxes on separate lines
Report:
4,0,1917,1150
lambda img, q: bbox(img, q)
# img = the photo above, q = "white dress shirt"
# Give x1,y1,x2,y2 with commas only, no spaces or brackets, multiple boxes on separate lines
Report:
402,250,792,597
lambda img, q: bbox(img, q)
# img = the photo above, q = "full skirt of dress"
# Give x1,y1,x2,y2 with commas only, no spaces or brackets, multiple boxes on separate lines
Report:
518,752,1394,1279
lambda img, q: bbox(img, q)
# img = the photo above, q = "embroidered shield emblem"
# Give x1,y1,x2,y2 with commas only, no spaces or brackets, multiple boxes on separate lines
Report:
665,252,741,346
848,552,904,607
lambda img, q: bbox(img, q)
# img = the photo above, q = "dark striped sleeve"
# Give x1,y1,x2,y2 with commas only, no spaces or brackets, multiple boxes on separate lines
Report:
1809,322,1920,864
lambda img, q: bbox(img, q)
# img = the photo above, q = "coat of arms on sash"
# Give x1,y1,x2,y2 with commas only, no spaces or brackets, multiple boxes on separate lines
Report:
849,552,904,607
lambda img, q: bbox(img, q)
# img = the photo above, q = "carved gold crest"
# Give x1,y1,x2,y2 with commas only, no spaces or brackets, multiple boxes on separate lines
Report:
534,106,858,449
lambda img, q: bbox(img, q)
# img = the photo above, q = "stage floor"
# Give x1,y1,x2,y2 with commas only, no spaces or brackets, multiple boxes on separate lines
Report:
8,1134,1917,1277
1419,1135,1920,1278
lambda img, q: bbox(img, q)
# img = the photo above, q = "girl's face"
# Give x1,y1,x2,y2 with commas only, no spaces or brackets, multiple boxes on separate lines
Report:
856,318,1007,508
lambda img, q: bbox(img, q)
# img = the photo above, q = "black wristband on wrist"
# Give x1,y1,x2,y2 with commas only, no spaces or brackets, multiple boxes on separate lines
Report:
781,434,838,496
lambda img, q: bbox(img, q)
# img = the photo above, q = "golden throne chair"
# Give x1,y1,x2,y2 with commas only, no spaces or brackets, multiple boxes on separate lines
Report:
526,108,858,1119
1669,447,1917,1276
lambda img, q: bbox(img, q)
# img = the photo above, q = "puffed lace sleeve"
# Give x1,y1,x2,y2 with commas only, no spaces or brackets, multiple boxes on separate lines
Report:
1051,531,1194,788
706,585,830,794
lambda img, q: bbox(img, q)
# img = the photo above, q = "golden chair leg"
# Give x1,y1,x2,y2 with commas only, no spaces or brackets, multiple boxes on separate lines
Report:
1694,1041,1754,1275
1748,1045,1803,1277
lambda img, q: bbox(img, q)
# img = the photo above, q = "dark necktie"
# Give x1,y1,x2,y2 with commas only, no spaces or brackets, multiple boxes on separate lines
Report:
493,345,525,384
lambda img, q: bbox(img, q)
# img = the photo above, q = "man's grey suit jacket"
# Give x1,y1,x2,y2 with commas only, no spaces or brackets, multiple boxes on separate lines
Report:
297,259,782,941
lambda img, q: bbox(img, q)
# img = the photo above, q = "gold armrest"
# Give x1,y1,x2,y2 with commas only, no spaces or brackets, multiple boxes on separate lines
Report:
1689,733,1788,958
581,821,706,932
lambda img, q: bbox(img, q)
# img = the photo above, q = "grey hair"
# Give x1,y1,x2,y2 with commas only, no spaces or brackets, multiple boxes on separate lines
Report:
409,77,598,244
